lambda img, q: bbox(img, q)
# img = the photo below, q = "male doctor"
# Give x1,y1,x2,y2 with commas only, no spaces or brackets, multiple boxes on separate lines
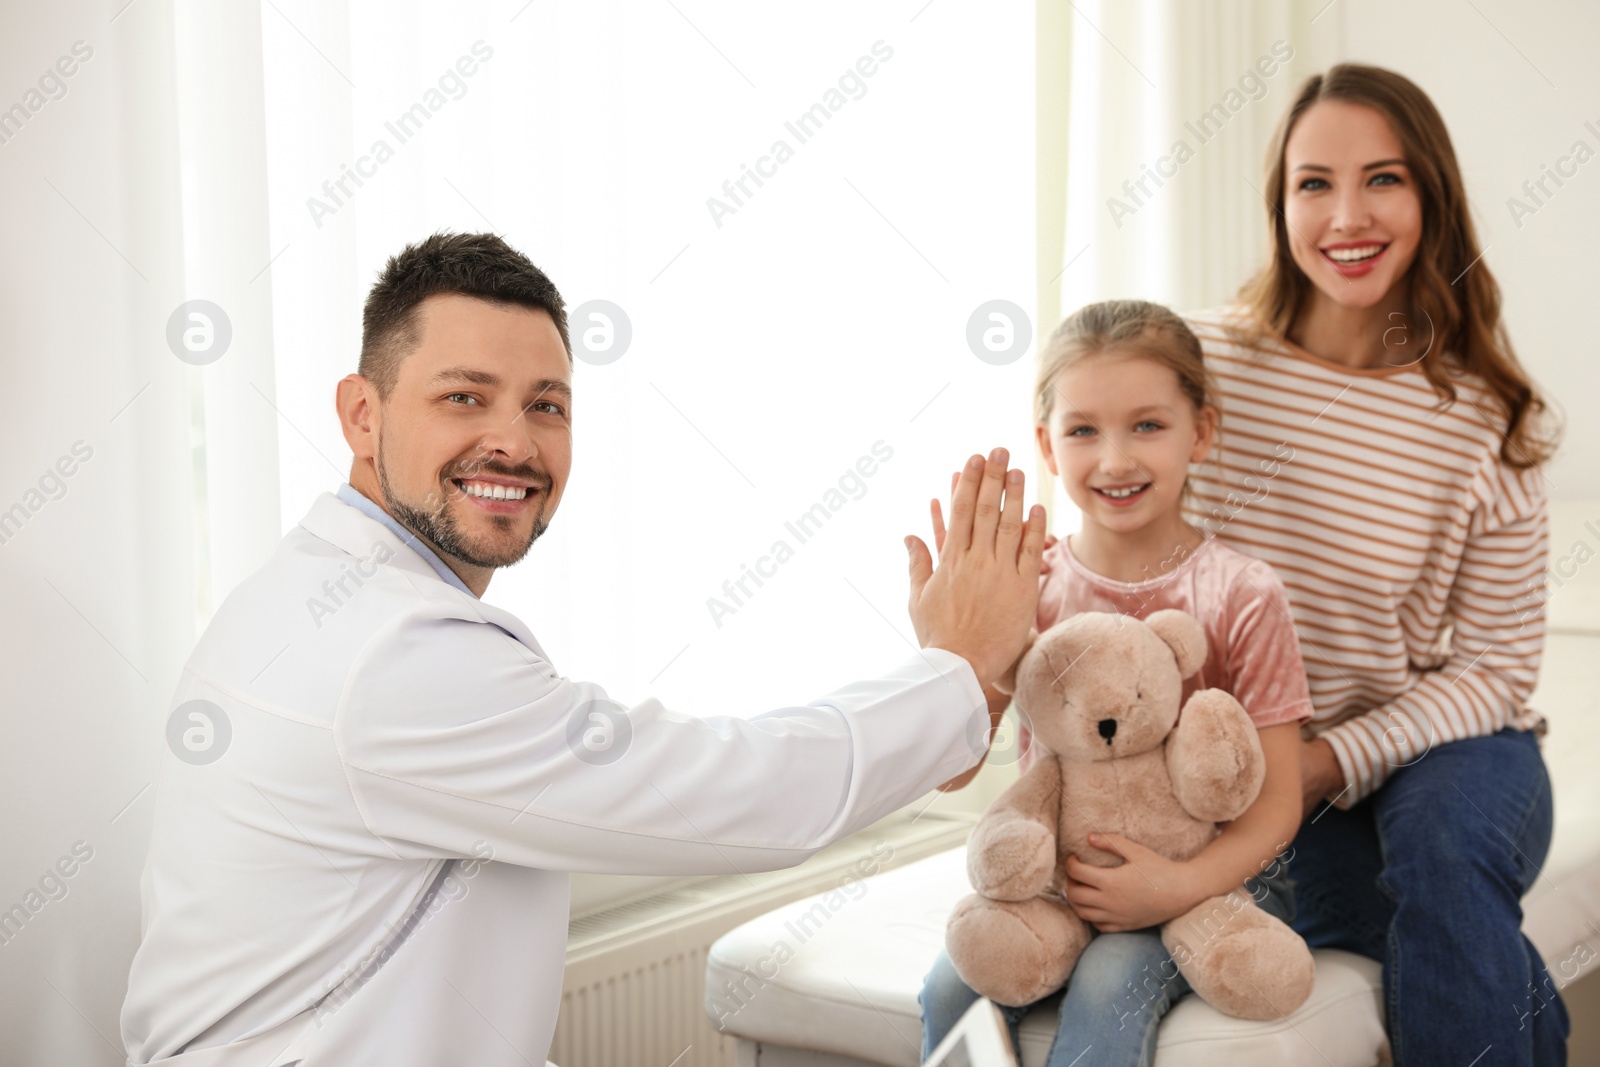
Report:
121,232,1043,1066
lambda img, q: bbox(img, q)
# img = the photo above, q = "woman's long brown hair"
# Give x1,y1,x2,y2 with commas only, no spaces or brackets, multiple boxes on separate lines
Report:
1237,63,1559,469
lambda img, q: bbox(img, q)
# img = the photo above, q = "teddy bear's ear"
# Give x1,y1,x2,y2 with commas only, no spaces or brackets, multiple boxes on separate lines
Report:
1144,610,1207,679
992,628,1039,696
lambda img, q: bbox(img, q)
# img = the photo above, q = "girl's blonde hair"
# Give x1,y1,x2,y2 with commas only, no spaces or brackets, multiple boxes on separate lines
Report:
1034,299,1218,428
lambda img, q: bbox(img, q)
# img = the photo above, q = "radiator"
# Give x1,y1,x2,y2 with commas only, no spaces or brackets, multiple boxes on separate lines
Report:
550,809,975,1067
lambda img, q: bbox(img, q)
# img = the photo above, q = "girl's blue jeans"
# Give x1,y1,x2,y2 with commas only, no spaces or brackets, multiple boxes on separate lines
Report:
918,864,1296,1066
1290,726,1567,1066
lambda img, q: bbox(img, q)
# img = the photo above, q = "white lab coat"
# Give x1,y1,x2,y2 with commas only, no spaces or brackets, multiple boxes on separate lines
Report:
120,490,988,1066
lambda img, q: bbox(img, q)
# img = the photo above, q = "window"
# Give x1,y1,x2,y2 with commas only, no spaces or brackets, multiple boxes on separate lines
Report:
261,2,1036,725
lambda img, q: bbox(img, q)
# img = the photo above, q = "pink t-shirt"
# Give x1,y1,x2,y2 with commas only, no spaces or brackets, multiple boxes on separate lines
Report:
1015,535,1313,772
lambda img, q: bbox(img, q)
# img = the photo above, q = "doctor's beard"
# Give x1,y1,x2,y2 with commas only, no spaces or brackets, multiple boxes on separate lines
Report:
375,433,549,570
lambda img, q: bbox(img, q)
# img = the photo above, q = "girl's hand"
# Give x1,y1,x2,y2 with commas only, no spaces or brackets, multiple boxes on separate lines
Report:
1063,832,1202,932
935,471,1057,574
1298,736,1345,819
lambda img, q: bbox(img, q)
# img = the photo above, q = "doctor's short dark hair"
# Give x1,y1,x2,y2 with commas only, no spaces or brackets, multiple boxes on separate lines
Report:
358,231,571,401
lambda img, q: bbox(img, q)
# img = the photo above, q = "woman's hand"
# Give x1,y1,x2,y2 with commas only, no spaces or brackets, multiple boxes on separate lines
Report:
1297,736,1345,819
1063,832,1203,932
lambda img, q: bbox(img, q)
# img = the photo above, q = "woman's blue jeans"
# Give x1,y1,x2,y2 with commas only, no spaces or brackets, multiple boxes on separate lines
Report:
918,865,1296,1066
1289,726,1568,1066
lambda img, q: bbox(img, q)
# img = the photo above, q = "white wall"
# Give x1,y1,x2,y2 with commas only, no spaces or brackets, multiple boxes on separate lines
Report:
1333,0,1598,499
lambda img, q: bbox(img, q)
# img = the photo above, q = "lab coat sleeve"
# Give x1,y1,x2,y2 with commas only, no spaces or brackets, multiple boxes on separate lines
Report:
335,605,990,876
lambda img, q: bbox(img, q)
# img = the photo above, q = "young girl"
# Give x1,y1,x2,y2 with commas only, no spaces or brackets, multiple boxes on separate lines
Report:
1188,64,1564,1064
920,300,1314,1067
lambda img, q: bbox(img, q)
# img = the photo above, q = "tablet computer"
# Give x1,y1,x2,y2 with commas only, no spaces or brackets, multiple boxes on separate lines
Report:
924,998,1020,1067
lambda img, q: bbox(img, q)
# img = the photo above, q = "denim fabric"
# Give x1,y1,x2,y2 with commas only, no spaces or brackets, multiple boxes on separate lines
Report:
1290,727,1568,1066
918,864,1295,1066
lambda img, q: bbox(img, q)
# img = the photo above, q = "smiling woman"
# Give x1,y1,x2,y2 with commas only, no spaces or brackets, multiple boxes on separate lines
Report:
1188,62,1567,1066
1280,100,1423,328
1236,66,1554,469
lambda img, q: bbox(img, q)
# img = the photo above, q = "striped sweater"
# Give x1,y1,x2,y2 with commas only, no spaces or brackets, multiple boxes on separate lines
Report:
1182,308,1551,808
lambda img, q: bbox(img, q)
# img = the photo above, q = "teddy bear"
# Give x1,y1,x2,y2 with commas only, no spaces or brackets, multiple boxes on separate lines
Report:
945,609,1316,1020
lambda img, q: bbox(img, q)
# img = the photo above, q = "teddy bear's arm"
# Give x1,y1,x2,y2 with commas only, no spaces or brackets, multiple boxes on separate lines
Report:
1165,688,1267,824
965,757,1062,901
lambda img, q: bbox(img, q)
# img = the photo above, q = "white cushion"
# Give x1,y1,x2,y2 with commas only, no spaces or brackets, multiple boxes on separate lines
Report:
1522,632,1600,988
706,847,1384,1066
708,827,1600,1067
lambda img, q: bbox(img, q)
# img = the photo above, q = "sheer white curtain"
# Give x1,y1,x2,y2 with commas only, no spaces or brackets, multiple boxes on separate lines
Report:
1054,0,1338,316
0,1,280,1062
261,2,1035,741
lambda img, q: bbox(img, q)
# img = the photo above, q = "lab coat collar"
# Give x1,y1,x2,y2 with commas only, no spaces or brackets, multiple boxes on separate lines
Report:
334,482,475,597
299,491,452,592
296,492,555,666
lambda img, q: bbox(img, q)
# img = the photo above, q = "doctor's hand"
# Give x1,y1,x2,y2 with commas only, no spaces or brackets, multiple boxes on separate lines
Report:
906,448,1045,692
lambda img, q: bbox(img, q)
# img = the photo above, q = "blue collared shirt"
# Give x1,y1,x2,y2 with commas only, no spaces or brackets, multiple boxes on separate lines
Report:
335,482,476,598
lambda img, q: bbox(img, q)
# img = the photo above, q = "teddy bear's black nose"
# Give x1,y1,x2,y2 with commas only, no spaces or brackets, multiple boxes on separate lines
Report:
1097,718,1117,744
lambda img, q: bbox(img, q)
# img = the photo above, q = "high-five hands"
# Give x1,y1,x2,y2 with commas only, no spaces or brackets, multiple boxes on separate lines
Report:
905,448,1046,691
930,472,1059,562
